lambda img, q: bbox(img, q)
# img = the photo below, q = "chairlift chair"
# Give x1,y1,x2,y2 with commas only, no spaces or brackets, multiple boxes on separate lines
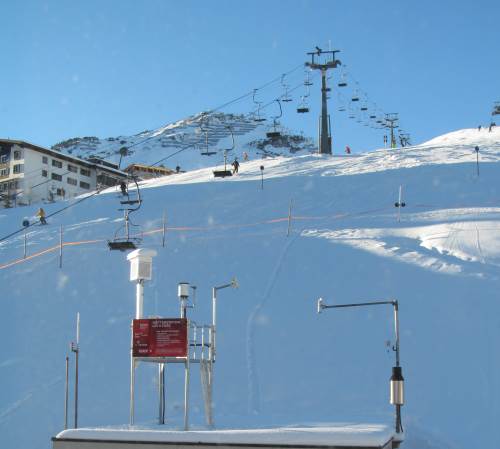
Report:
304,71,313,87
266,99,283,139
297,94,310,113
252,89,267,122
281,74,293,102
213,150,233,178
108,177,143,251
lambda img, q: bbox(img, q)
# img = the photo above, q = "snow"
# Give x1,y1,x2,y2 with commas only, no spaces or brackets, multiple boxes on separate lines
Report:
56,425,394,447
1,126,500,449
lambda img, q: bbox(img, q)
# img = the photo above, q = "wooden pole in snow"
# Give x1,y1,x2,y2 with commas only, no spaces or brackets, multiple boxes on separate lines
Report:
59,225,63,268
162,212,167,248
287,199,294,237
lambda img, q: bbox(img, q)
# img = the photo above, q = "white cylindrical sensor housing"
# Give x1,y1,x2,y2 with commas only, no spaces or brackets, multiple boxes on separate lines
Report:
178,282,190,298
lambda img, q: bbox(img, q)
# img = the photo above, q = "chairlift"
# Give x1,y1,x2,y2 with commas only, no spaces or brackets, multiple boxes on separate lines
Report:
108,177,143,251
223,125,235,152
198,114,217,156
266,99,283,139
213,150,233,178
297,95,310,113
252,89,267,122
338,66,348,87
304,69,313,87
493,101,500,116
281,74,293,102
360,105,368,111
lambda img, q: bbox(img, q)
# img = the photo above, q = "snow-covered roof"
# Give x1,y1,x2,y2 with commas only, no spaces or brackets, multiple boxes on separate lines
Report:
55,425,395,448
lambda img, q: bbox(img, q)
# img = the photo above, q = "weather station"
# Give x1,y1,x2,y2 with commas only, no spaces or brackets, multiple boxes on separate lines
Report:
52,260,403,449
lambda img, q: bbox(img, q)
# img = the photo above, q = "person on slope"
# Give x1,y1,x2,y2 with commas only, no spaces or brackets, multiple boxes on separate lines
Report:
345,145,351,154
243,151,249,161
36,207,47,225
232,158,240,174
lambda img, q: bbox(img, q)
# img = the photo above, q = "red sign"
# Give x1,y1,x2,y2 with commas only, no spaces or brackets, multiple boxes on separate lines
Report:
133,318,188,358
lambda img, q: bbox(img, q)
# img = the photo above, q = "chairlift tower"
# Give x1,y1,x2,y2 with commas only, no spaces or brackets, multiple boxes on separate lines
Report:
305,46,342,155
385,113,399,149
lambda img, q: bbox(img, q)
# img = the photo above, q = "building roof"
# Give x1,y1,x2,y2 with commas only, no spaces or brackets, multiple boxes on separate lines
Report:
124,163,175,174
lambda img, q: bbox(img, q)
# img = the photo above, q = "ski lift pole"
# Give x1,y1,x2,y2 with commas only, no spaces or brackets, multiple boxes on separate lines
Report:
260,165,264,190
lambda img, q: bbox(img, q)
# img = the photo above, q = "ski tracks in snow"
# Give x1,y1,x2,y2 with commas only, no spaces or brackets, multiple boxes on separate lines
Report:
246,233,299,415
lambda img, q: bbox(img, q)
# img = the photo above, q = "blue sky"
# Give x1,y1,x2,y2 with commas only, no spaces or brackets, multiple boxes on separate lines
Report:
1,0,499,153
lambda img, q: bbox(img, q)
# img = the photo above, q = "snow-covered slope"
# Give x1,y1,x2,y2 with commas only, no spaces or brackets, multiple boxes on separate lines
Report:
1,127,500,449
51,112,317,171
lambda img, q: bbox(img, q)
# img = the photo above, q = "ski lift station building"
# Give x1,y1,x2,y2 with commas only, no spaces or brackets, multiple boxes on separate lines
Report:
0,139,127,206
123,163,176,180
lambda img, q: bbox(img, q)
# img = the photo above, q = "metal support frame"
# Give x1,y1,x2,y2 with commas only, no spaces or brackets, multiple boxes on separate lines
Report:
305,46,341,155
317,298,404,435
129,278,237,429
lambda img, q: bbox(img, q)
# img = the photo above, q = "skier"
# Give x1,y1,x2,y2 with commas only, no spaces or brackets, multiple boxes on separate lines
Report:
232,158,240,174
243,151,249,161
478,125,482,131
345,145,351,154
36,207,47,225
120,181,128,197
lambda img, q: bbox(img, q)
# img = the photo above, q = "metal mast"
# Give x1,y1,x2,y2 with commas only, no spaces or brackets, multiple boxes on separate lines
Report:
305,46,341,155
385,113,399,149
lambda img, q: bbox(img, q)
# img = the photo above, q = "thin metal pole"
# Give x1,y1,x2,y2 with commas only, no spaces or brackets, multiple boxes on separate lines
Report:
397,185,402,223
59,225,63,269
23,231,27,259
158,363,165,424
64,355,69,430
130,323,135,426
393,301,400,367
162,212,166,248
287,199,293,237
476,149,480,177
184,357,190,430
73,312,80,428
212,288,217,361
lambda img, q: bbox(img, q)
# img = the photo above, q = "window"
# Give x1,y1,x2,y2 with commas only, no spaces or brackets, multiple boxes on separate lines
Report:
51,173,62,181
67,177,77,186
42,156,48,164
0,168,8,177
79,181,90,189
52,159,62,168
80,168,91,177
68,164,78,173
13,164,24,174
13,150,22,160
56,188,65,196
0,155,8,163
42,169,48,177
